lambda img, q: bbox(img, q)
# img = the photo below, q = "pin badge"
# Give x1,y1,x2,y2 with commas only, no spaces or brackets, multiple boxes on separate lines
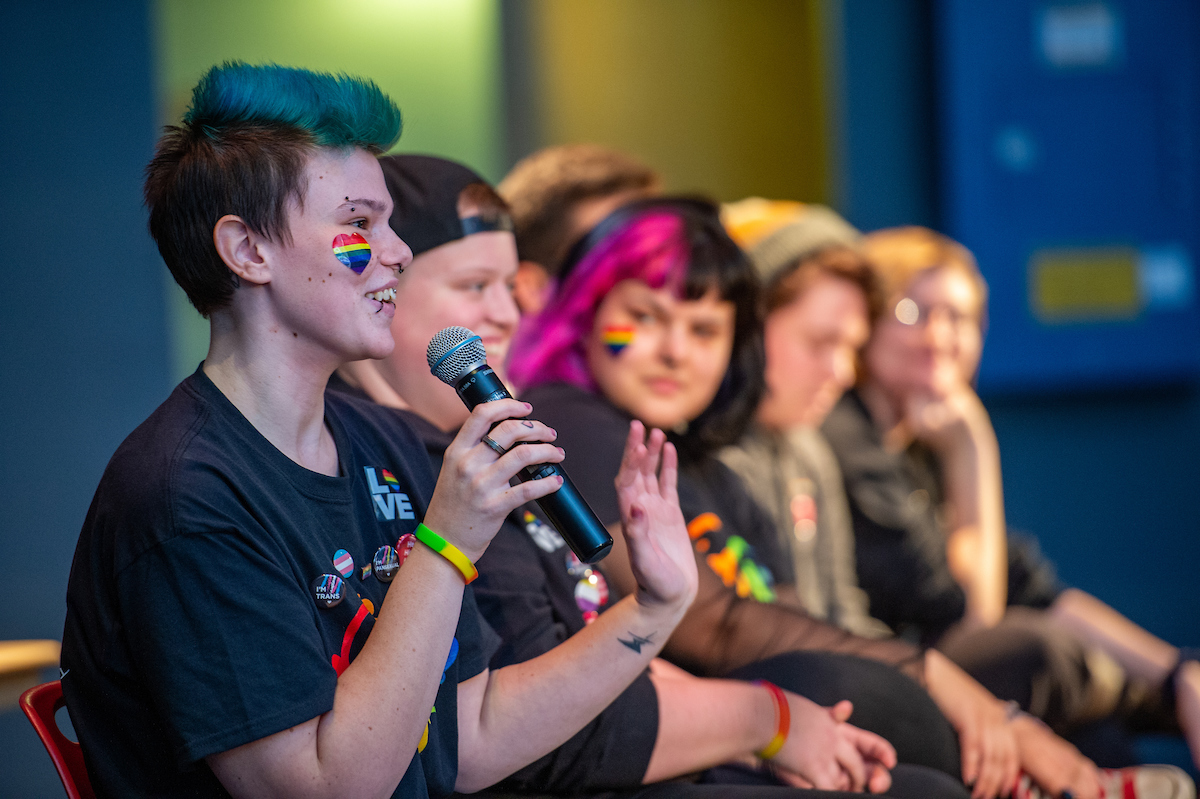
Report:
395,533,417,568
312,573,346,608
574,570,609,617
333,548,355,578
373,544,400,582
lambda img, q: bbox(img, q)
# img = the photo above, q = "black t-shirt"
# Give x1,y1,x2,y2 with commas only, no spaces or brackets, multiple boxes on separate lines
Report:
525,382,924,680
391,408,659,793
62,367,495,798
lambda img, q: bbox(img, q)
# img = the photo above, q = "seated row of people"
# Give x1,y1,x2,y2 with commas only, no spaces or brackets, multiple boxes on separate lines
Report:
61,63,1196,799
342,148,1197,799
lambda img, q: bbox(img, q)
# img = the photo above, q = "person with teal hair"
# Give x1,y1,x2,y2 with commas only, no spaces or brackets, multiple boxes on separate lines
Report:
61,62,702,799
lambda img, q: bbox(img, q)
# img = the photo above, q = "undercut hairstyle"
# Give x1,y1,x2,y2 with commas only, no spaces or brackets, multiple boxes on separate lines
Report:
764,245,884,322
860,226,988,319
145,62,403,317
498,144,661,274
509,197,764,458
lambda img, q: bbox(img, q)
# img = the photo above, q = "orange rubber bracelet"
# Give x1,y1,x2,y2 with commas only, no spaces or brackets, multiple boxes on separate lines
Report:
754,679,790,759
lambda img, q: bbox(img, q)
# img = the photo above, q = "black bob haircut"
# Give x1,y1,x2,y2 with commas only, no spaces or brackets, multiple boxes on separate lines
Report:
559,196,766,459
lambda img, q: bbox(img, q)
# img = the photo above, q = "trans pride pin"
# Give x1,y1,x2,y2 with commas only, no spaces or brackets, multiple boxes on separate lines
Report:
601,325,634,356
332,233,371,274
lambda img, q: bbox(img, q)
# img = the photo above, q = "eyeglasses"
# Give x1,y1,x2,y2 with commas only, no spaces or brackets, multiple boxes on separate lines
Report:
892,297,978,328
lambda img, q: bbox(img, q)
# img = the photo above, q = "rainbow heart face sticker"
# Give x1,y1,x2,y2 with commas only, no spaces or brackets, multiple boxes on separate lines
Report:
332,233,371,274
602,325,634,356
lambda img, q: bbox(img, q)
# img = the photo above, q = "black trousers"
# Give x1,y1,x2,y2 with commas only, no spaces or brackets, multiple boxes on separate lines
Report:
468,651,968,799
472,763,969,799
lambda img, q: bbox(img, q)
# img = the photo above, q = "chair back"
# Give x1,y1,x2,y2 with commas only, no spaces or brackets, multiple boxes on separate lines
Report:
19,680,95,799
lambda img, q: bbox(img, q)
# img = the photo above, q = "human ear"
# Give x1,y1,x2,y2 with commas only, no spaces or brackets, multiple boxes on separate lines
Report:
212,215,272,287
513,260,550,315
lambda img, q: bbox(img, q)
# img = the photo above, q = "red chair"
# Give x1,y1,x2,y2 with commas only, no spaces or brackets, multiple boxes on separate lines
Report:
20,680,95,799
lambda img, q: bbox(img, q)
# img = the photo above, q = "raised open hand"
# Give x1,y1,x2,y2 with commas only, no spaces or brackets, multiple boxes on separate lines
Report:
613,421,698,613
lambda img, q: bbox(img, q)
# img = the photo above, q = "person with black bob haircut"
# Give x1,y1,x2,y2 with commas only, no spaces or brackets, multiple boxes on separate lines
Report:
506,195,1155,799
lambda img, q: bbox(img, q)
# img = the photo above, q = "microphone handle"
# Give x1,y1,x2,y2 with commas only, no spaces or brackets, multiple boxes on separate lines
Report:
454,366,613,564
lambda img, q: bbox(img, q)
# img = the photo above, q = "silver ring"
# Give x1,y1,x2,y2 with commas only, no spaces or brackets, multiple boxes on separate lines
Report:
482,435,508,456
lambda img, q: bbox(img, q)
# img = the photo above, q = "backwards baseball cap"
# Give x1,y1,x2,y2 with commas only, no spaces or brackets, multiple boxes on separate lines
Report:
379,154,513,258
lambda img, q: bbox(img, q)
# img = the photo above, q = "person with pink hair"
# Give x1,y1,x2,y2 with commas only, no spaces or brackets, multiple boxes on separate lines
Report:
508,196,1184,799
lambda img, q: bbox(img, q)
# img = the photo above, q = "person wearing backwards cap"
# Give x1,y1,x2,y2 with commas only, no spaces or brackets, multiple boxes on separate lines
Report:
335,154,985,799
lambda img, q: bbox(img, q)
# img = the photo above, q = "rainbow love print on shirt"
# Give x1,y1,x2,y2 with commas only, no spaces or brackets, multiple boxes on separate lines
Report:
602,325,634,356
332,233,371,274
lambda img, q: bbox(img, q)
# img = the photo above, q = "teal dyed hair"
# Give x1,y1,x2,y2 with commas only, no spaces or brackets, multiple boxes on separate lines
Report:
146,62,403,316
184,61,402,152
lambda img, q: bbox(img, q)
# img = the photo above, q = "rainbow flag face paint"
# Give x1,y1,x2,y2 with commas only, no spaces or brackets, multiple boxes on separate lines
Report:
332,233,371,274
602,325,634,356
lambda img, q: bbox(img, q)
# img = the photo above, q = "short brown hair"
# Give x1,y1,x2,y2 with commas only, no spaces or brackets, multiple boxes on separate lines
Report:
498,144,660,273
860,226,987,317
764,244,883,321
457,181,511,222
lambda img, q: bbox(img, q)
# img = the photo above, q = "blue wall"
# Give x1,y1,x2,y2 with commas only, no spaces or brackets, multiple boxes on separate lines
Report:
837,0,1200,715
838,3,1199,772
0,1,170,794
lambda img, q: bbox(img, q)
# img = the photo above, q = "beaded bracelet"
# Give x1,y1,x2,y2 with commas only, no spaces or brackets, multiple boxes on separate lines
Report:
754,679,790,760
414,523,478,585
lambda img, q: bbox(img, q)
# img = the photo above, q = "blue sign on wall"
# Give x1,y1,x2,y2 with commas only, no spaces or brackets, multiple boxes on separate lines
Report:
937,0,1200,391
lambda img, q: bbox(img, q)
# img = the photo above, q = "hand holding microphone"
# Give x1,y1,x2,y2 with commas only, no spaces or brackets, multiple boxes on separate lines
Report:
427,326,613,564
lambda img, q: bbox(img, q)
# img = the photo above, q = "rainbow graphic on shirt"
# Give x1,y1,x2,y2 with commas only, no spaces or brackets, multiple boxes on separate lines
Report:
382,469,400,490
332,233,371,273
602,325,635,356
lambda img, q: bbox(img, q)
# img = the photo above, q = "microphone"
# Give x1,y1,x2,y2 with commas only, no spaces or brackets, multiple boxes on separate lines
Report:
427,326,613,564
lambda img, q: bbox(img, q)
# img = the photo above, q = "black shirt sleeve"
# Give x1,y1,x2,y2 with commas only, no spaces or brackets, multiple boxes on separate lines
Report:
667,458,926,682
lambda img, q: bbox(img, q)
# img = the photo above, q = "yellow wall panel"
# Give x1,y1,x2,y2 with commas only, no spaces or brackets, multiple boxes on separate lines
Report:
526,0,830,203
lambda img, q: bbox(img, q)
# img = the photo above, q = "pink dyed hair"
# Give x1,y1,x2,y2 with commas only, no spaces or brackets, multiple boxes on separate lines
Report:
507,210,689,392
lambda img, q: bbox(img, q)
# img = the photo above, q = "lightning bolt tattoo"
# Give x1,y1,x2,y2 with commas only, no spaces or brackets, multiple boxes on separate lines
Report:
618,632,654,653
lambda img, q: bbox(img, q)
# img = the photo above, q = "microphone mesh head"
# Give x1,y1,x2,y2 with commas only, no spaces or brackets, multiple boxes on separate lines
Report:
427,326,488,385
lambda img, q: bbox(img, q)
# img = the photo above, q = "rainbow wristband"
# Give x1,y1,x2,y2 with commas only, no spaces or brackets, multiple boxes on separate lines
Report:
414,523,478,585
754,679,790,760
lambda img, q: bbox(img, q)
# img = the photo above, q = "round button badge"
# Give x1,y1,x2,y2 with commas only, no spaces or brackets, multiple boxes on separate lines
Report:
373,545,400,582
395,533,417,567
574,570,609,617
312,573,346,608
332,548,355,578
